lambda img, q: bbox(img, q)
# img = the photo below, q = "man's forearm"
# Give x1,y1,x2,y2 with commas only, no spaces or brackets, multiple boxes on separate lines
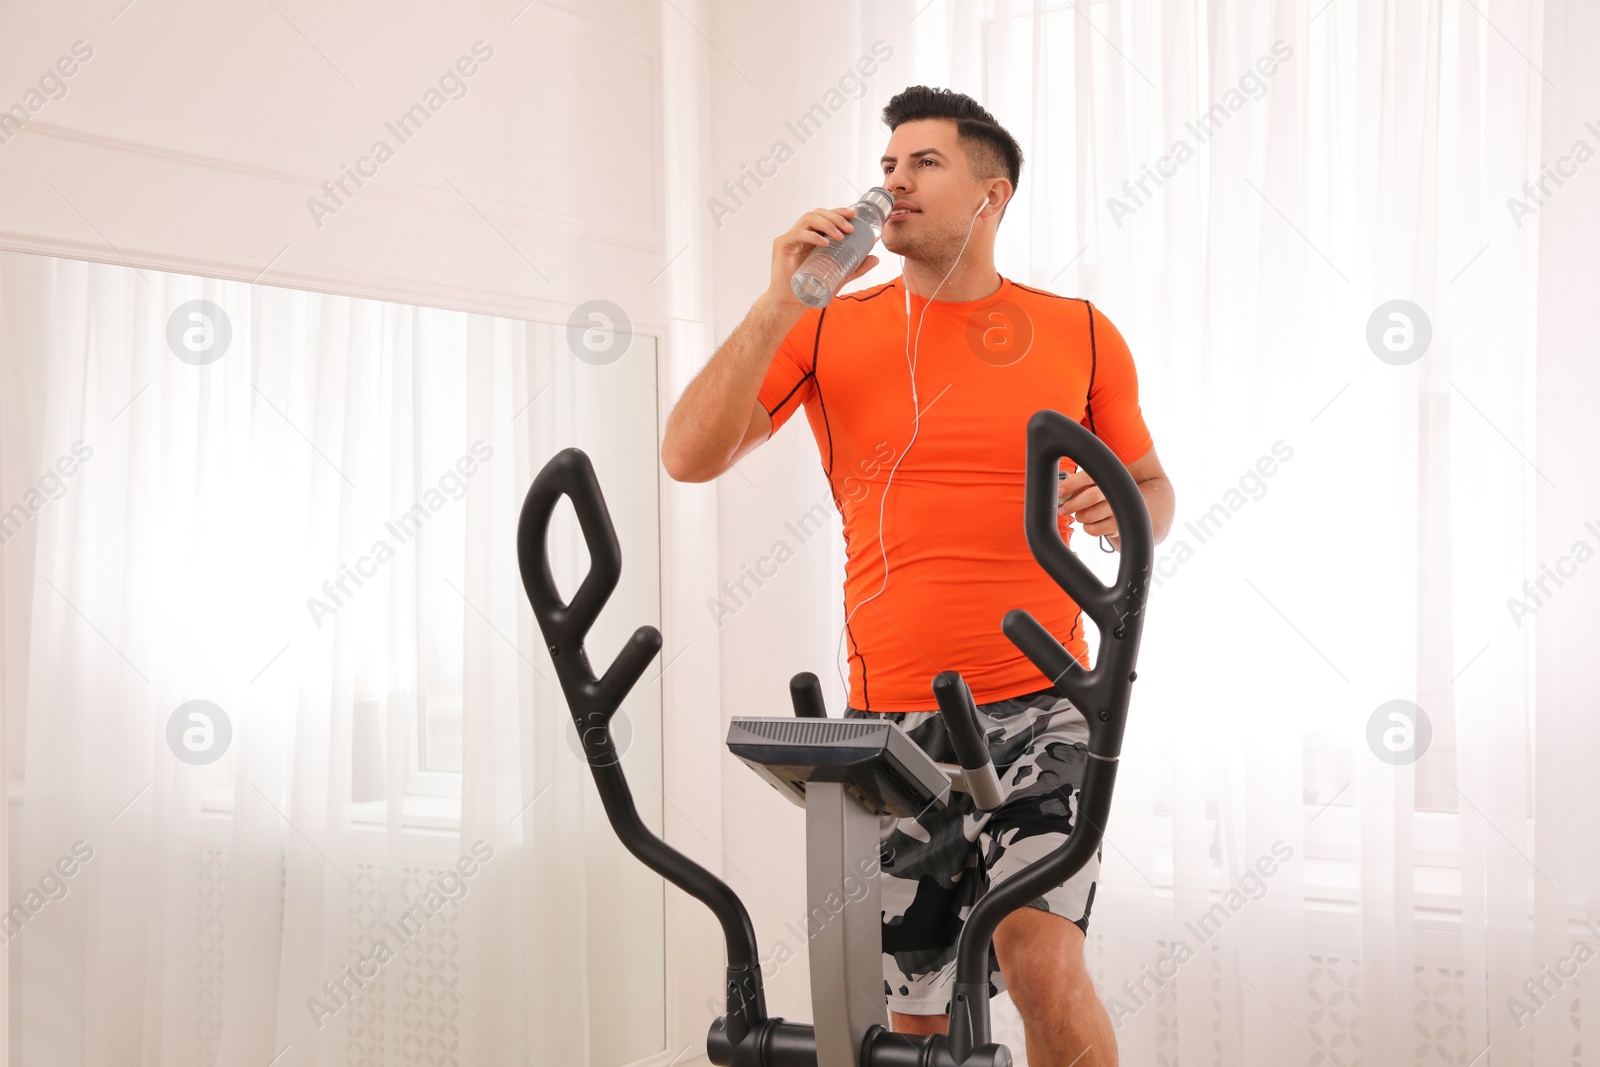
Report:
1128,476,1175,546
662,292,804,480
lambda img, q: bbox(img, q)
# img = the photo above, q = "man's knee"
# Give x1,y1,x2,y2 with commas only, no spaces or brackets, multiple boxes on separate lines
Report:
993,905,1092,997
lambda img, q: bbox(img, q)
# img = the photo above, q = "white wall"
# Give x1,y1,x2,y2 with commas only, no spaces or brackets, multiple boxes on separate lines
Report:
1534,3,1600,902
0,0,667,325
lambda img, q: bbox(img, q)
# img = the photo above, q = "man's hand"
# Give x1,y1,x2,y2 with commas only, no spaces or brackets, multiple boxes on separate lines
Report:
1056,446,1176,551
1058,469,1120,547
766,205,881,314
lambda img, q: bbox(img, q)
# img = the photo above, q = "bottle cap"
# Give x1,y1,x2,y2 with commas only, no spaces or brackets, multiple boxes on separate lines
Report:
859,187,894,218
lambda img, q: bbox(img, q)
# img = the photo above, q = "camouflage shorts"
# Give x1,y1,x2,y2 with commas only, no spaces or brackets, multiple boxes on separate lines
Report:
842,686,1100,1017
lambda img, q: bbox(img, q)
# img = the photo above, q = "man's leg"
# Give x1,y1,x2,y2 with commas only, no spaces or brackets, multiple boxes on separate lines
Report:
888,910,1115,1065
888,1010,948,1035
992,905,1116,1067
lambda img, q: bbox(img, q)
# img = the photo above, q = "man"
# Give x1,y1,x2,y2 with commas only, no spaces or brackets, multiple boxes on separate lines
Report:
662,86,1174,1067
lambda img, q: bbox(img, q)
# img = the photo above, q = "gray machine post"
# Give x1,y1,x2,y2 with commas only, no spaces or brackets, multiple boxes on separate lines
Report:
724,674,1009,1067
805,782,887,1066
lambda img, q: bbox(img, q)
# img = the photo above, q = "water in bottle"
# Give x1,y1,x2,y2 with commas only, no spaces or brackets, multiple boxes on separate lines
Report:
790,187,893,309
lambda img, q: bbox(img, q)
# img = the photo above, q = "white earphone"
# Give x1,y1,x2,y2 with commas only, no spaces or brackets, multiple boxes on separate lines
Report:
835,197,989,703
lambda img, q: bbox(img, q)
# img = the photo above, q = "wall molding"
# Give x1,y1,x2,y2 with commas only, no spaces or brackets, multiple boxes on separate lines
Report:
0,226,678,341
11,107,666,257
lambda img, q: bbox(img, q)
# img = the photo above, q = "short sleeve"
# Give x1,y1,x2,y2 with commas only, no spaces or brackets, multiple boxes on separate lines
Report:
1082,303,1154,465
755,309,822,435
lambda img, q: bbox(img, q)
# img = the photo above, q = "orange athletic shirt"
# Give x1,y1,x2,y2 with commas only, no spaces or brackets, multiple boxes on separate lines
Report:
756,274,1154,713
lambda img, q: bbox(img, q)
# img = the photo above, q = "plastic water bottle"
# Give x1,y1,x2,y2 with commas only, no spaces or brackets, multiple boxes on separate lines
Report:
790,187,893,308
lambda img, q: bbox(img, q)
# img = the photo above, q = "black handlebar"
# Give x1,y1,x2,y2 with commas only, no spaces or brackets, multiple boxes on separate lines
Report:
932,672,989,772
931,672,1006,815
1004,409,1152,760
515,447,768,1045
789,672,829,719
944,410,1153,1062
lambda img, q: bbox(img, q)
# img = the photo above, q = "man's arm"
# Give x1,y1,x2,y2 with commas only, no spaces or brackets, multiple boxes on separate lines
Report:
1121,446,1175,546
660,203,880,483
660,295,794,483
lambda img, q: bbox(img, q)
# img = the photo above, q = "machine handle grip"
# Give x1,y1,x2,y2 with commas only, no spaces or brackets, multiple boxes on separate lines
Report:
1015,409,1152,645
1000,410,1152,761
789,672,829,719
931,672,1005,812
517,447,660,721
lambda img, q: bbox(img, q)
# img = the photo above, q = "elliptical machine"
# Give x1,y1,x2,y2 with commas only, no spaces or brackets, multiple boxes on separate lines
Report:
516,409,1152,1067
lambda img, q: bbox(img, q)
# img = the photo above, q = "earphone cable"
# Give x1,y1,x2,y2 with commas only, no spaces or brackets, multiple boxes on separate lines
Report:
835,198,989,703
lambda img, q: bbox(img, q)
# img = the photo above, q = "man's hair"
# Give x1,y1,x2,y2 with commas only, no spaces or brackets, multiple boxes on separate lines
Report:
881,86,1023,208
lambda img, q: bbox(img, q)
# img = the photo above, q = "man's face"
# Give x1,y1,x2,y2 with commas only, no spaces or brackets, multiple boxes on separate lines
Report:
878,118,991,267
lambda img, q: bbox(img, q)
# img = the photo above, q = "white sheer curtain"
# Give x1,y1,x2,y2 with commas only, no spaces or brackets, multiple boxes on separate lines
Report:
789,2,1587,1063
0,251,665,1065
